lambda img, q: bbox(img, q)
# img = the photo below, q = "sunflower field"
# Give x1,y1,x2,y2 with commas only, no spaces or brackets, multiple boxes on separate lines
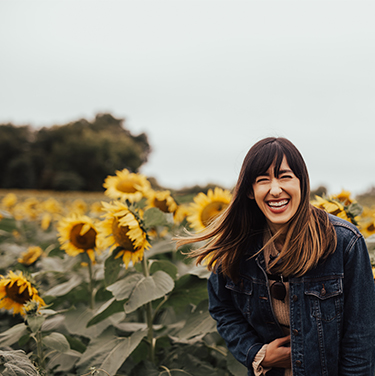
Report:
0,171,374,376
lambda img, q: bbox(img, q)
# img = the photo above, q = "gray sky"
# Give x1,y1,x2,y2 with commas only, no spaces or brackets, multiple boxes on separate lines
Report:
1,0,375,195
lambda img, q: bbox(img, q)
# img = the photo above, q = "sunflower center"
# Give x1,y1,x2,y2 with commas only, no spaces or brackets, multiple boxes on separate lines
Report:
201,201,228,227
116,180,138,193
5,283,32,304
153,198,169,213
112,219,135,252
70,224,97,250
368,223,375,232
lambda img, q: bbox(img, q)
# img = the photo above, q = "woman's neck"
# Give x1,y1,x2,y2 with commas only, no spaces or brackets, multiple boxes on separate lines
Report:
267,226,287,251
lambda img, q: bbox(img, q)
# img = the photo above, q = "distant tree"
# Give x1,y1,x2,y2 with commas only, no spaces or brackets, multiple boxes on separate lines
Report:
310,185,327,200
0,124,34,188
0,113,151,191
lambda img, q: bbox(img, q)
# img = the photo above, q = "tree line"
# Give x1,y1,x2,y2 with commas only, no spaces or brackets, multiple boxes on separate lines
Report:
0,113,151,191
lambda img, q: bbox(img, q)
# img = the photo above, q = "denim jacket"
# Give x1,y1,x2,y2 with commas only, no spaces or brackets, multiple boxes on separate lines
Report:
208,215,375,375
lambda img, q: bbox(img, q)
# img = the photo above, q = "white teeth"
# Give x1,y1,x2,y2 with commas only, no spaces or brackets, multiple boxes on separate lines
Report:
268,200,288,207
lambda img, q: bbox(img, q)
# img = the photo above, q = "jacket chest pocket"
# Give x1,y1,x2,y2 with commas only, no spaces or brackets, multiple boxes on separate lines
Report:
304,277,343,322
225,278,253,318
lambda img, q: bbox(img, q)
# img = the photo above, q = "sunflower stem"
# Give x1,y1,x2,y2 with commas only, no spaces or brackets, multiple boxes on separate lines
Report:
87,258,95,310
36,330,45,369
141,256,155,364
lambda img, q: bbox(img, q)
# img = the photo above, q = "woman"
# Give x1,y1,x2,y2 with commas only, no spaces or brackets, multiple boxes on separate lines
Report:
176,137,375,375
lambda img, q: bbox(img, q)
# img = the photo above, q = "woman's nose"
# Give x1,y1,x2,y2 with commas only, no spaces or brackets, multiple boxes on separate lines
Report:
269,180,282,196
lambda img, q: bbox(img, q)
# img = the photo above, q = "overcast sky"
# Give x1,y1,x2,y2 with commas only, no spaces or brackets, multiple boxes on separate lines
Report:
1,0,374,195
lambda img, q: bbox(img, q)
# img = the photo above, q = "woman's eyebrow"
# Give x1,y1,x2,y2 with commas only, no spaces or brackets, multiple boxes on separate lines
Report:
279,169,293,174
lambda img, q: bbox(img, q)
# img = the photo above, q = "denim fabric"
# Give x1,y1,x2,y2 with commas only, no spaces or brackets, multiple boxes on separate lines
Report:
208,215,375,376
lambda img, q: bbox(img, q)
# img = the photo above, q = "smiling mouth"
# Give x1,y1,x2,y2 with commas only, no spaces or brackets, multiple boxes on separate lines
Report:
267,199,289,208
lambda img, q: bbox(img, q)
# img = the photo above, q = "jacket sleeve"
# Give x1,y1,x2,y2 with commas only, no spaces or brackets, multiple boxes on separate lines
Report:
339,235,375,374
208,270,264,373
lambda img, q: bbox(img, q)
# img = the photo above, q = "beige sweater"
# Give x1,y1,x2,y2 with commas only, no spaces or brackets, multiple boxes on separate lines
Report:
252,237,292,376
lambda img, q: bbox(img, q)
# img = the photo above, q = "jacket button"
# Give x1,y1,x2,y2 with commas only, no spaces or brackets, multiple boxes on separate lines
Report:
295,360,302,367
292,295,298,302
293,329,299,336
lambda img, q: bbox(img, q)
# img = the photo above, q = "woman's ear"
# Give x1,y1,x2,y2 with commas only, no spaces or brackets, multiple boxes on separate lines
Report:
248,191,254,200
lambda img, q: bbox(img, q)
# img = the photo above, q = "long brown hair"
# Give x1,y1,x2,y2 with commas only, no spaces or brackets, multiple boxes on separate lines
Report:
175,137,337,281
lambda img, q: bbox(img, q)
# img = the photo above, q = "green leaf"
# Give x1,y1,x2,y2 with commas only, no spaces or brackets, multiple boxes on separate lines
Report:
149,259,178,280
124,270,174,314
0,217,17,233
76,328,146,375
26,315,45,333
176,300,217,339
46,350,81,373
189,265,211,279
227,351,248,376
44,274,82,297
65,335,87,353
348,202,363,217
146,239,174,257
0,323,28,347
143,207,169,229
165,274,208,314
63,305,125,339
107,273,143,300
87,297,126,327
43,332,70,353
0,349,41,376
104,251,123,286
18,334,31,347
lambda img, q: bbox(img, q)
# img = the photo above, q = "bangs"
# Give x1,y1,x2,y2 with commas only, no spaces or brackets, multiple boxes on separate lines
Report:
248,141,285,183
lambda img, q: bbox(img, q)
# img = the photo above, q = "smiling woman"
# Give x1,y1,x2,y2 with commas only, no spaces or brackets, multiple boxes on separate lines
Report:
176,137,375,376
249,156,301,234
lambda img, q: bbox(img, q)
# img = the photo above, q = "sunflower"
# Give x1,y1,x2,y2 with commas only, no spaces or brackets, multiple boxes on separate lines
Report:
174,203,191,224
89,201,103,217
57,214,101,263
1,193,17,210
146,189,177,214
103,169,151,202
187,187,232,232
41,213,52,231
13,198,41,221
97,201,150,268
312,196,346,217
68,199,88,216
359,219,375,238
331,190,354,206
40,198,63,215
312,195,362,224
18,246,44,265
0,271,45,315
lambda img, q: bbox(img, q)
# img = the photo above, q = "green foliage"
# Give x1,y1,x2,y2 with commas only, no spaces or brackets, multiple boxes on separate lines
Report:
76,328,147,375
0,113,151,191
0,191,244,376
0,324,28,347
0,349,41,376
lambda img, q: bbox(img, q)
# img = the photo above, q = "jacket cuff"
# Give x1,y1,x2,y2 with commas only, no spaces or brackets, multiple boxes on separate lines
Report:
252,344,272,375
246,342,265,369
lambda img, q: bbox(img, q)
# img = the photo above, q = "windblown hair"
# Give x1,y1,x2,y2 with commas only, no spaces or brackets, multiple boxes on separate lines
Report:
175,137,337,282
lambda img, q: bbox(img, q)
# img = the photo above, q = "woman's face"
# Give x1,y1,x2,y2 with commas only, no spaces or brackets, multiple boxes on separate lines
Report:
250,156,301,233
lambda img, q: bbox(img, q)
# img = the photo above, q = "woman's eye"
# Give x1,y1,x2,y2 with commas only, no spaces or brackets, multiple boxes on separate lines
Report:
256,178,268,183
280,175,292,179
